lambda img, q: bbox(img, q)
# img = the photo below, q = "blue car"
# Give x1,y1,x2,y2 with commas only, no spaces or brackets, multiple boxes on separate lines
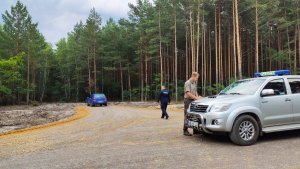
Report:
87,93,108,107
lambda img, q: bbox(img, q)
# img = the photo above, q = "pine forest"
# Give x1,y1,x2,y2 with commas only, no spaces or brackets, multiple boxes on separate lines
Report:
0,0,300,105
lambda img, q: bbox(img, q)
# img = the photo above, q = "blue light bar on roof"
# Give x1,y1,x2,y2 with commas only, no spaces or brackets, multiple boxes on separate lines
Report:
255,70,290,77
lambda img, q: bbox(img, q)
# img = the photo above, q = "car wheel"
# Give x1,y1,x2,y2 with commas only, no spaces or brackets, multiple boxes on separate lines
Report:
87,103,90,106
229,115,259,146
104,104,107,106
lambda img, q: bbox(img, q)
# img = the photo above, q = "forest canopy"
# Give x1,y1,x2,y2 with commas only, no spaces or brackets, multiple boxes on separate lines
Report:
0,0,299,105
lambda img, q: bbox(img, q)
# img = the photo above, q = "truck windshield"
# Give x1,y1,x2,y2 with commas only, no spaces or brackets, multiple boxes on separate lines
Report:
220,79,265,95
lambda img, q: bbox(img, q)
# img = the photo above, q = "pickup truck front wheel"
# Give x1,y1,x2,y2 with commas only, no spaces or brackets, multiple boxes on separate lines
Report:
229,115,259,146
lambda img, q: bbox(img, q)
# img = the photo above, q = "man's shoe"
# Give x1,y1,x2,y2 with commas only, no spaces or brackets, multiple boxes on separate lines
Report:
161,116,164,119
166,116,169,120
184,131,192,136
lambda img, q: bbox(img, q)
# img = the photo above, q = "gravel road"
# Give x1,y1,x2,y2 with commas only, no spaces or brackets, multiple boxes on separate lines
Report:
0,105,299,169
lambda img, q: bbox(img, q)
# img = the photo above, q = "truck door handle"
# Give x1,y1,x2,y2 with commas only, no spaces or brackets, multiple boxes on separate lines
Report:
285,98,291,102
262,101,268,103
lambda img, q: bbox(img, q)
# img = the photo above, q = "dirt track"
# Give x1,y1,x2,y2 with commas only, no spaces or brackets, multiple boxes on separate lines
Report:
0,105,300,169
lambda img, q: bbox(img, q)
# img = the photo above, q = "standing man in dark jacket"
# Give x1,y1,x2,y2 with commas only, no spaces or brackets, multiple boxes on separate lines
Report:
157,85,171,119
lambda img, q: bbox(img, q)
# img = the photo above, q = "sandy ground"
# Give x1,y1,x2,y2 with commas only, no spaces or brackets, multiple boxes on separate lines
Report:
0,104,299,169
0,103,78,133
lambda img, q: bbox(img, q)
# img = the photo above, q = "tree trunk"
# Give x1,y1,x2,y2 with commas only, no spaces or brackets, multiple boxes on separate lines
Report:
277,30,281,69
186,26,189,80
196,0,200,73
260,38,264,71
227,9,231,79
145,53,148,101
255,0,259,72
208,28,212,94
190,10,195,72
120,62,124,102
159,4,163,87
202,5,206,96
286,27,291,70
214,5,219,85
140,45,144,101
295,27,298,73
93,46,97,93
232,0,237,80
75,53,79,102
234,0,242,79
87,49,91,95
40,56,48,102
128,64,132,102
101,54,104,93
174,0,178,103
26,39,30,105
298,17,300,71
32,64,36,101
269,28,271,70
218,0,222,85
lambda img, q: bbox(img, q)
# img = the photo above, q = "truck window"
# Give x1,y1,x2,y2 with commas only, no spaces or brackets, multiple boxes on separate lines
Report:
288,79,300,94
263,79,286,95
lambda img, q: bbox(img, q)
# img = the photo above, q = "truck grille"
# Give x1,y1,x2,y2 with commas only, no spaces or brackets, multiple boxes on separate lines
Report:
190,103,208,113
187,114,201,122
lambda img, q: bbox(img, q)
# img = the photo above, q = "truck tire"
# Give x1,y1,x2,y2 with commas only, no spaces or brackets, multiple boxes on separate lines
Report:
229,115,259,146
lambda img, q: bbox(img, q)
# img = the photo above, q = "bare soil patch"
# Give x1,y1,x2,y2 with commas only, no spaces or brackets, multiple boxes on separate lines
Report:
0,103,80,133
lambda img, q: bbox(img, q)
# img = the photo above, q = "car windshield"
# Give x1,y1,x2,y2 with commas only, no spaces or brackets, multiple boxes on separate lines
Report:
220,79,265,95
94,94,105,98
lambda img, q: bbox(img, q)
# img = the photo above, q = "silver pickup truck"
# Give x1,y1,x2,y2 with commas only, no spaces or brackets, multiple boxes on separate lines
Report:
187,70,300,146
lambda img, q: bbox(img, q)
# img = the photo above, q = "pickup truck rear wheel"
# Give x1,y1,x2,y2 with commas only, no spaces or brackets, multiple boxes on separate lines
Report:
229,115,259,146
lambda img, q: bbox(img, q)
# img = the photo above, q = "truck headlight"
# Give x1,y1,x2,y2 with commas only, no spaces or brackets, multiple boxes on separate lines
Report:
209,103,232,112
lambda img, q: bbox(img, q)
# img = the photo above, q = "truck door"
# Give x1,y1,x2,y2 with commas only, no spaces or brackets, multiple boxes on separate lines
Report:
260,78,293,127
287,78,300,123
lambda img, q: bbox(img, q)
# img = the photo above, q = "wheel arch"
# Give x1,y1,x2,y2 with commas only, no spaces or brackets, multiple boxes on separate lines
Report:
226,107,263,135
235,113,263,136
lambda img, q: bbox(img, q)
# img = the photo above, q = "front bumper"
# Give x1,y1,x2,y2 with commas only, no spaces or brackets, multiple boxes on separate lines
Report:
187,111,230,133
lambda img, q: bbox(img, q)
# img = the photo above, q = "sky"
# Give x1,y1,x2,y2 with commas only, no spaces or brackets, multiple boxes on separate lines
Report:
0,0,136,46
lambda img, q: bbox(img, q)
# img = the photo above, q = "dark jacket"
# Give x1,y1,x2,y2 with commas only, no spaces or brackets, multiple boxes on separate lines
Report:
157,89,171,104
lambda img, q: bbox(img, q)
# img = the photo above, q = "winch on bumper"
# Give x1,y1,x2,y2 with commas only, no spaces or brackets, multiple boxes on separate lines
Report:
187,103,230,133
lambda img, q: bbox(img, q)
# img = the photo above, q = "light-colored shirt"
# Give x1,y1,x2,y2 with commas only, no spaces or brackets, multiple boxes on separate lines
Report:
184,78,197,99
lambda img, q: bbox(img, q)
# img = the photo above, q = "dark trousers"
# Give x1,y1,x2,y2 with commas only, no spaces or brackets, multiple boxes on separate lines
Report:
161,103,169,118
183,99,193,131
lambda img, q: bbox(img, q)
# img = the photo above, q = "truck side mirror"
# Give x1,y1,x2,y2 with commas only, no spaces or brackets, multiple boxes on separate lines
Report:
261,89,275,97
